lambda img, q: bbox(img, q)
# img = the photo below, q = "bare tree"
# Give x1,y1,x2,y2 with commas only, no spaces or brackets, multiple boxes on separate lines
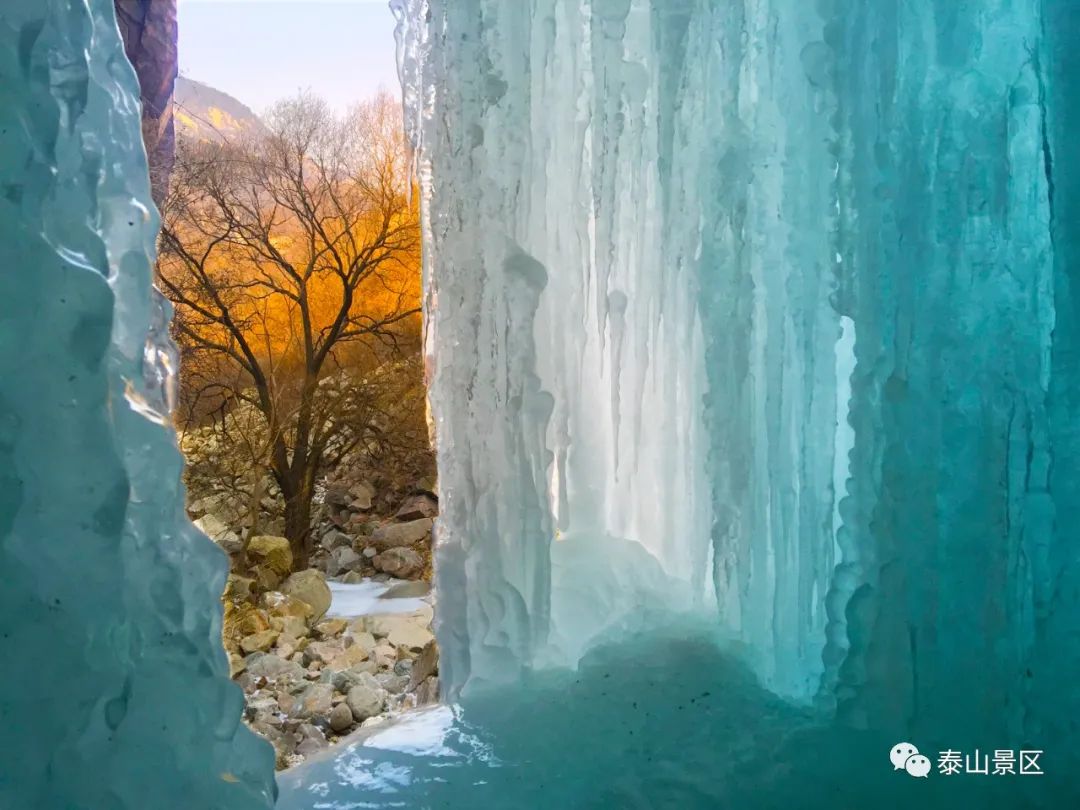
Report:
159,92,421,569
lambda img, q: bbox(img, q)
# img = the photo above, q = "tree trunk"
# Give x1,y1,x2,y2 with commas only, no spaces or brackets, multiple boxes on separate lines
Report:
245,467,264,538
282,479,314,571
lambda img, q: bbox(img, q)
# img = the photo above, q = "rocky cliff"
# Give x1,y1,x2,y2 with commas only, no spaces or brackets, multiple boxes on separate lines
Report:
114,0,178,206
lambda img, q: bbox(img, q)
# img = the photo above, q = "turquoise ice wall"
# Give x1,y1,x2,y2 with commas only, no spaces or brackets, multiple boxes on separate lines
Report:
403,0,1080,760
3,0,1080,806
0,2,275,806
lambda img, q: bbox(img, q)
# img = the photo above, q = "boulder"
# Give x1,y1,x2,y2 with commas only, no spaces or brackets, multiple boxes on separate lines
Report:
345,675,387,721
373,641,397,668
321,662,378,693
223,574,255,602
245,652,305,683
315,618,348,638
326,643,372,672
341,571,366,584
323,483,351,507
247,535,293,588
281,569,332,622
270,615,309,640
240,629,279,654
414,675,439,706
329,702,354,733
361,610,432,639
289,683,334,720
304,639,346,666
247,717,295,769
344,628,377,652
228,652,247,678
411,476,437,497
394,494,438,522
320,529,352,551
194,513,243,554
409,639,439,690
222,601,270,651
295,723,329,756
380,580,431,599
370,518,433,551
373,547,423,579
388,622,434,652
326,546,361,577
349,481,375,510
262,591,314,623
375,672,409,695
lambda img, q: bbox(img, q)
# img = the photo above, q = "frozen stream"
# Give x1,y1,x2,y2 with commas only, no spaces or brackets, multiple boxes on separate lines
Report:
325,579,431,620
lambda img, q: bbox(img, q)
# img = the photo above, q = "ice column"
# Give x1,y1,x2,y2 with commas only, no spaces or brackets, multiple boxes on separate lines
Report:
0,2,275,806
401,0,714,694
406,0,1080,759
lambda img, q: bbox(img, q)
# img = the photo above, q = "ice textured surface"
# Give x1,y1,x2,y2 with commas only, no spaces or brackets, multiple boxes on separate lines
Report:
281,0,1080,805
0,2,274,807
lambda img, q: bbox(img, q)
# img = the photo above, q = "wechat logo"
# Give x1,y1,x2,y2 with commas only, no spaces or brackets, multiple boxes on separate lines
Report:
890,742,931,778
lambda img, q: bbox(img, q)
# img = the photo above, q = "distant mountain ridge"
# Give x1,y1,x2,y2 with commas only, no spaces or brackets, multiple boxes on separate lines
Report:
174,76,265,142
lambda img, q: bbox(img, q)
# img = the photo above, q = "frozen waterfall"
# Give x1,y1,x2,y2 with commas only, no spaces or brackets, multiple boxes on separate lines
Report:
286,0,1080,804
4,0,1080,807
395,0,1080,731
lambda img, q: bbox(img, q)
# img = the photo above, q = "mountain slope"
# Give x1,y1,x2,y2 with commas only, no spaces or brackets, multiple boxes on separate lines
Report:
174,76,265,142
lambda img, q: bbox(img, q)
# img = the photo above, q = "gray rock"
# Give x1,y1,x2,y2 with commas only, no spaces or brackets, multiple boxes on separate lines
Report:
361,547,377,560
414,675,440,706
315,618,348,638
373,547,423,579
295,723,329,756
341,570,366,584
289,683,334,720
281,569,332,622
304,639,346,666
247,718,295,767
375,672,409,695
370,518,433,551
394,494,438,522
323,484,351,507
194,513,243,554
411,477,437,497
379,580,431,599
387,621,434,652
323,662,378,693
409,639,439,690
346,674,387,721
321,529,352,551
327,546,361,576
349,481,374,510
245,653,305,683
328,702,354,733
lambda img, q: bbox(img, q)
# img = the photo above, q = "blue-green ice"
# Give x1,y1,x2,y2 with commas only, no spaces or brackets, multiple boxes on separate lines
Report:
4,0,1080,807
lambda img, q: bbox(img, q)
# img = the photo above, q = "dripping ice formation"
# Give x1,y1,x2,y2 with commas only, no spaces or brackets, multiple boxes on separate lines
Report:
398,0,1080,720
0,2,275,807
2,0,1079,807
282,0,1080,805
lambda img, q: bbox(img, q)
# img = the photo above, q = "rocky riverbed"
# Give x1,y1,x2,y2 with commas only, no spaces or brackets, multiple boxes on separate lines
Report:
228,573,439,770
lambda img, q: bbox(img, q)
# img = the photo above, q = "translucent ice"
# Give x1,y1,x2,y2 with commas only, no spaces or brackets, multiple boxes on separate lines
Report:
6,0,1080,807
281,0,1080,805
0,2,274,807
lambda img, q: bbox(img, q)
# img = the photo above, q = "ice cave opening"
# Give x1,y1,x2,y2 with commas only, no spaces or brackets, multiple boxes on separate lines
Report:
4,0,1080,808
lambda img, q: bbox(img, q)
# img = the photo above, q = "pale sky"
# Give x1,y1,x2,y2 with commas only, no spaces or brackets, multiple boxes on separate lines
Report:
178,0,401,114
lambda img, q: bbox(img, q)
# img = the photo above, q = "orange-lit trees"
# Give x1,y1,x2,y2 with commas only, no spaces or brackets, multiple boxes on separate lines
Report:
159,92,421,569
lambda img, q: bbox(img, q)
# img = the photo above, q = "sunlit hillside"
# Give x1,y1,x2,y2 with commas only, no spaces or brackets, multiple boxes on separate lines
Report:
175,76,266,142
